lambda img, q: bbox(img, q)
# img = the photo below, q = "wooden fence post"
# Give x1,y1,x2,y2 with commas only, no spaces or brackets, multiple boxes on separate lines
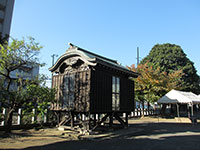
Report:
32,109,37,123
123,113,126,118
1,108,6,126
147,109,149,115
96,114,98,122
17,108,22,125
131,112,134,117
135,109,137,116
144,109,146,116
139,108,141,116
82,114,85,121
43,109,48,123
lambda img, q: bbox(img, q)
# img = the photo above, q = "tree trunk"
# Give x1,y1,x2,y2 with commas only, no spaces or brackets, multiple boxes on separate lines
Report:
6,72,12,92
147,102,150,115
5,108,14,133
141,100,145,117
3,72,14,133
147,102,150,111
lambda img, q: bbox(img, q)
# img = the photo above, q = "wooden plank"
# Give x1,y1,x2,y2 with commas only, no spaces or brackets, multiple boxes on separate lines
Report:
93,113,97,126
83,71,86,111
91,113,110,131
60,75,63,109
109,112,114,127
85,70,90,112
125,112,128,126
74,72,78,111
114,113,127,127
70,111,74,128
59,75,62,109
55,76,59,109
80,71,83,111
59,116,71,126
90,69,96,112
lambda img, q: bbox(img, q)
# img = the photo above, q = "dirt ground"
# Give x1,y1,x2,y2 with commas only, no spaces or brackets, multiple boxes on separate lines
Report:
1,117,200,150
0,127,80,149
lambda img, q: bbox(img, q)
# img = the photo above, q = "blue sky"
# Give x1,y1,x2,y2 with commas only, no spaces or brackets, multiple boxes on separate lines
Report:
10,0,200,80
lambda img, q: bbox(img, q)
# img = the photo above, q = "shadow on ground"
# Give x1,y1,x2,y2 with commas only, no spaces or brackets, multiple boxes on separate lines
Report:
20,122,200,150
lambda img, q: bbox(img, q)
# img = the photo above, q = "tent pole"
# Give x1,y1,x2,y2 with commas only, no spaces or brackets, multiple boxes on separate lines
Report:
187,104,190,118
191,104,194,117
176,103,180,118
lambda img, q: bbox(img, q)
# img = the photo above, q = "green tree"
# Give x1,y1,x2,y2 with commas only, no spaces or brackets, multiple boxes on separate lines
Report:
127,63,183,112
0,37,43,131
22,76,56,125
140,43,200,94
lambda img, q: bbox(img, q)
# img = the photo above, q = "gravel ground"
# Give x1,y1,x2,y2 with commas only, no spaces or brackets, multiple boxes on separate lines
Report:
1,117,200,150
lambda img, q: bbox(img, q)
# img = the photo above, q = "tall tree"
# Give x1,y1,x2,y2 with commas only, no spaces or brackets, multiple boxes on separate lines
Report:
0,37,43,131
140,43,200,94
0,37,43,91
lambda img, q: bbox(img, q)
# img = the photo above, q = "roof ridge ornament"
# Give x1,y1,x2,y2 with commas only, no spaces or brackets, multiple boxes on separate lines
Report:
68,42,74,48
68,43,78,51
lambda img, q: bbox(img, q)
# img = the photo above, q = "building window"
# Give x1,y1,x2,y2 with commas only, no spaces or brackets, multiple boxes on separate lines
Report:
112,76,120,111
62,74,75,108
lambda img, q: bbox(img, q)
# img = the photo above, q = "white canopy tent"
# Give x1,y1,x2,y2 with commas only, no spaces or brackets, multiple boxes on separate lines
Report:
158,89,200,104
158,89,200,117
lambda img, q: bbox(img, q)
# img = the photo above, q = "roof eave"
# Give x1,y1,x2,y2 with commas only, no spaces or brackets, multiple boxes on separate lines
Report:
95,58,139,78
49,50,96,72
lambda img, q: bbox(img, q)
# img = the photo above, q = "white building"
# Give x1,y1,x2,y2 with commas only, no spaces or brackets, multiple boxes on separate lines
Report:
9,64,40,90
0,0,15,38
0,63,39,91
10,65,39,81
0,0,40,89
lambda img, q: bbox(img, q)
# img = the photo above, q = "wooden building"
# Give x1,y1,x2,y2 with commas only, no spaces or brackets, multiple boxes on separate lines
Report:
49,43,138,131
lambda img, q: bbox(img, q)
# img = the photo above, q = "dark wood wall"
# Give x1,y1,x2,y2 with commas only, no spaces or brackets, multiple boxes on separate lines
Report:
90,66,112,113
52,64,135,113
52,70,91,112
120,77,134,112
74,70,91,112
52,75,63,110
90,65,135,113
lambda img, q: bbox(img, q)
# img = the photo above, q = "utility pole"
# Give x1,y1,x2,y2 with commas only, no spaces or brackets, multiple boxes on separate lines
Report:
51,54,58,88
137,47,139,67
51,54,58,66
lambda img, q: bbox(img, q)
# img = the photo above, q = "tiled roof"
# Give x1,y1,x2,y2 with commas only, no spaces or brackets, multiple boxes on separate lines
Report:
49,43,138,78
